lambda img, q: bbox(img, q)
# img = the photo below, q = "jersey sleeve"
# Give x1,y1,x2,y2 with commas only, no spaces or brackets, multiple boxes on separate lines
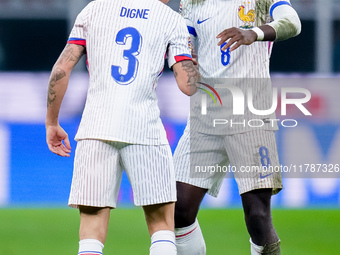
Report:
167,16,192,69
67,2,94,47
267,0,301,41
180,0,197,52
269,0,291,18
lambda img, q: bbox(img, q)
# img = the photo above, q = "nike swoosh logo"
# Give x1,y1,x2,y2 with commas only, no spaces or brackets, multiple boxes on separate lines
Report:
197,18,210,24
260,173,274,179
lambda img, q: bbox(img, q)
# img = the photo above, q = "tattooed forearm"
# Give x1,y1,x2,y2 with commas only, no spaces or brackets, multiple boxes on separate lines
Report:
47,85,56,106
47,67,66,107
56,44,85,66
181,60,200,86
46,44,84,107
173,60,200,96
52,67,66,83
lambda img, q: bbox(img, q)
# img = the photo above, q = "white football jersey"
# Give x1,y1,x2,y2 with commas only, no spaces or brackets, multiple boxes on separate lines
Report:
68,0,192,145
181,0,292,135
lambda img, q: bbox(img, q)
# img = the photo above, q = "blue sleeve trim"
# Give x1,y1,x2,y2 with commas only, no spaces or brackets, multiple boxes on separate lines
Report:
187,26,197,37
270,1,291,18
177,54,192,58
151,240,176,246
68,37,85,41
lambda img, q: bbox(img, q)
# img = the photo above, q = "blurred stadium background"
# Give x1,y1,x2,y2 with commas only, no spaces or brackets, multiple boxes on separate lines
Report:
0,0,339,254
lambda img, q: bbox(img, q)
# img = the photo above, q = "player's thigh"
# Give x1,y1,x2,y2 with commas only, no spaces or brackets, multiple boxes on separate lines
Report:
224,130,282,195
120,143,176,206
174,128,229,197
69,139,123,208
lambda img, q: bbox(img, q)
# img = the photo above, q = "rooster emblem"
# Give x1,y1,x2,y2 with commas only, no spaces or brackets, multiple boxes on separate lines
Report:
238,5,255,29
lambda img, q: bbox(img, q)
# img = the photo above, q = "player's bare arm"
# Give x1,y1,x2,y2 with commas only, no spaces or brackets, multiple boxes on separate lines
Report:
217,3,301,52
45,43,85,157
173,60,200,96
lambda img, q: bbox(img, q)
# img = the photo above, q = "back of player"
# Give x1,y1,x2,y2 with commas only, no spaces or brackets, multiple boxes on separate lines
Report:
70,0,192,144
45,0,199,254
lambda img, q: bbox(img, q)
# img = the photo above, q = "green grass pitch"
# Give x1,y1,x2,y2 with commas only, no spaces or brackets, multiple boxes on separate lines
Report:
0,208,339,254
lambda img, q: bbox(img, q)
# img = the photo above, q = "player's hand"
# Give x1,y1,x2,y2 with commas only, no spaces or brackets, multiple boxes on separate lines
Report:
46,124,71,157
216,27,257,52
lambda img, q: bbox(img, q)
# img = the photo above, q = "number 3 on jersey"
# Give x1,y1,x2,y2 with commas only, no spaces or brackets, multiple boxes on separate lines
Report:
220,42,231,66
111,27,142,85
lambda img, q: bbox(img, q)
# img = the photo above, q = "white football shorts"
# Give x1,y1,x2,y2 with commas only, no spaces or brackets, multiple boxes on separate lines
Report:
69,139,176,208
174,128,283,196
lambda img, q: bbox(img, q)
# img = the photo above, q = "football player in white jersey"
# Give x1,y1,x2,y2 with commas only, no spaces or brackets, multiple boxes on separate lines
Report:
174,0,301,254
45,0,199,254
